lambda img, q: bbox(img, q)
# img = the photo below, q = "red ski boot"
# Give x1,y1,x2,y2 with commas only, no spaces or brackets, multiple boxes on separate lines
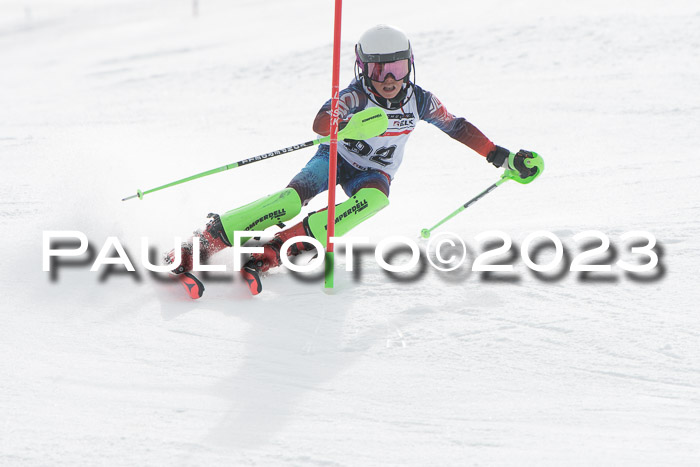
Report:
165,213,231,275
241,221,315,295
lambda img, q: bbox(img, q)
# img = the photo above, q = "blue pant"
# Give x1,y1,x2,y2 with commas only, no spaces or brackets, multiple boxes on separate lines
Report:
288,144,390,205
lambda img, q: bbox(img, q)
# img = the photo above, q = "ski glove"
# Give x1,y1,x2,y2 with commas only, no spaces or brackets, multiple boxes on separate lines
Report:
486,145,510,168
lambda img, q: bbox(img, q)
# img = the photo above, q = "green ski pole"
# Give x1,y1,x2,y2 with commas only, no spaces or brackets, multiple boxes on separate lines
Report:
122,107,388,201
420,151,544,238
420,176,510,239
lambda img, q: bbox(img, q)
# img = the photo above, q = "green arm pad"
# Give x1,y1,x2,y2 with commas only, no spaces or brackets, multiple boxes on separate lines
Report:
306,188,390,248
219,188,303,244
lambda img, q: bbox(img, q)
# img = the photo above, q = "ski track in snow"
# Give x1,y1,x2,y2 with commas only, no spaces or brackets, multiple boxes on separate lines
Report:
2,0,700,465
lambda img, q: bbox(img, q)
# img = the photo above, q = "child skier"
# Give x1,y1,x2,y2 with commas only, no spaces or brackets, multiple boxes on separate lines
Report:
167,24,539,297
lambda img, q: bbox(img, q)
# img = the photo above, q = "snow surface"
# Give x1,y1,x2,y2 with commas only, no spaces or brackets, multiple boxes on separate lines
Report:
2,0,700,465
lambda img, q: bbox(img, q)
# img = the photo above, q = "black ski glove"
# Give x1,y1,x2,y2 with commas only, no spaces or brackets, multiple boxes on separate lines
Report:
486,145,510,168
511,149,539,179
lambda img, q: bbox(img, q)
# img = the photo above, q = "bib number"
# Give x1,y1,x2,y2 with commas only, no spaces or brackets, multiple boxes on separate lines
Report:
344,140,397,168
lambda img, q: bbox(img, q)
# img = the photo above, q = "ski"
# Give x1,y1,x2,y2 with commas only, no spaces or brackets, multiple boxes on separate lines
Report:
178,272,205,299
241,261,263,295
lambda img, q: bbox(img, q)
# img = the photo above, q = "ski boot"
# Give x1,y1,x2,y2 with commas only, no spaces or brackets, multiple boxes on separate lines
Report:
165,213,232,275
241,221,315,295
164,213,231,299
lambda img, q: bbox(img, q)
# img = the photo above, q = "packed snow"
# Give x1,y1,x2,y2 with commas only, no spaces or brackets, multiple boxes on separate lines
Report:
2,0,700,465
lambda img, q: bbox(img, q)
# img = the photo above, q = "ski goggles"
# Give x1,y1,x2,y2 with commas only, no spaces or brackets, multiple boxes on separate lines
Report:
365,59,410,82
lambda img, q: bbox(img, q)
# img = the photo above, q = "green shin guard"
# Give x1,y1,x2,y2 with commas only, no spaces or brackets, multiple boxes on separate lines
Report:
220,188,302,244
305,188,390,247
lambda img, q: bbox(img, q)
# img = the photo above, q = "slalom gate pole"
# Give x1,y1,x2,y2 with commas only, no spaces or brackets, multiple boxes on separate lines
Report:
324,0,343,289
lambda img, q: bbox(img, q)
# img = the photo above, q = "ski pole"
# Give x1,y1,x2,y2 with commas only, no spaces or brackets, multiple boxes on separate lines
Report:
122,107,388,201
420,176,510,239
420,151,544,238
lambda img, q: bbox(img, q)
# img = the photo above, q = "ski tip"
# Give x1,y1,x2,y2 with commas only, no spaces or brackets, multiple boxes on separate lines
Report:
180,272,205,299
241,266,262,296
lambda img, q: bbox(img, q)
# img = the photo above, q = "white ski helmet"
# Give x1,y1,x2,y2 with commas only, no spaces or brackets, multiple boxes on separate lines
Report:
355,24,414,84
